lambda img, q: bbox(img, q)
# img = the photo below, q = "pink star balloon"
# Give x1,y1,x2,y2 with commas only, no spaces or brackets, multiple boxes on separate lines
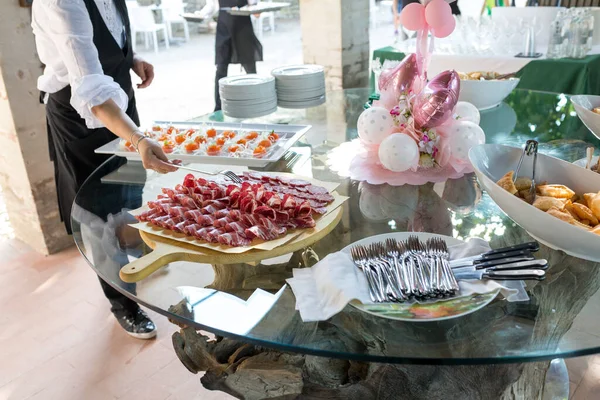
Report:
412,70,460,130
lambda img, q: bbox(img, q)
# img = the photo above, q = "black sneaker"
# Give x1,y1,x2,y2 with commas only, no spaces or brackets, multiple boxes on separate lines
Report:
113,308,157,340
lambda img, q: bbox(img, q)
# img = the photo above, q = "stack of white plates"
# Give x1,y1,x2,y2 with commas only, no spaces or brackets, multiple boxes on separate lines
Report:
272,65,326,109
219,75,277,118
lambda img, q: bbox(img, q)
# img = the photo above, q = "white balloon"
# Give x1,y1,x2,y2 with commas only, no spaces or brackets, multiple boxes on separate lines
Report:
448,121,486,161
454,101,480,125
357,107,395,145
378,133,420,172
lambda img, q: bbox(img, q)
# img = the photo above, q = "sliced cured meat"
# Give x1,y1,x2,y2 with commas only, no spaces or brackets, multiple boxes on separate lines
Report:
254,205,276,220
137,208,165,221
241,181,253,192
294,217,316,228
196,177,209,187
295,201,312,219
218,232,250,247
245,225,278,241
183,224,202,238
312,193,335,203
258,216,287,235
183,174,196,188
207,228,225,243
226,185,240,196
240,197,258,214
275,210,290,222
266,194,282,209
201,204,221,215
241,213,262,227
312,207,328,215
213,216,234,228
162,188,176,199
165,205,190,218
308,199,328,209
306,184,329,195
173,220,194,233
185,210,216,226
289,179,310,187
225,221,250,235
174,194,197,209
282,194,297,210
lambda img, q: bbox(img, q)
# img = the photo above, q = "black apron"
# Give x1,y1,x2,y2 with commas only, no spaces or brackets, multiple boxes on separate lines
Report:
215,0,263,65
45,0,139,234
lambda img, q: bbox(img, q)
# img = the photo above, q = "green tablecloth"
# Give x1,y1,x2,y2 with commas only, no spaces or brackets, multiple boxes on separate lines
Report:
372,46,600,95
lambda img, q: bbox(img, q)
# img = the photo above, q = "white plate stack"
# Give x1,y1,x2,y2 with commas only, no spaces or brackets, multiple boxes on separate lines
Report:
272,65,326,109
219,75,277,118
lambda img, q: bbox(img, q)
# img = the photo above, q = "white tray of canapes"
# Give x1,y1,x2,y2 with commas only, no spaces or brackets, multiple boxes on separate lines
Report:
95,121,311,168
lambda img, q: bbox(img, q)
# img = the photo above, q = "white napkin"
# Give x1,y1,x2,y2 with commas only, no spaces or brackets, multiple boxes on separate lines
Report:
286,238,529,322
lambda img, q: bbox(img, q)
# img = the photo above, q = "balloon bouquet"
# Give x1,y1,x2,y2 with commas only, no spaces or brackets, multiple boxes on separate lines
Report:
329,0,485,186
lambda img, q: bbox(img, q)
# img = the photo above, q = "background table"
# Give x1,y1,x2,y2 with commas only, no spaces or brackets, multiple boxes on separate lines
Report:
74,89,600,399
372,46,600,95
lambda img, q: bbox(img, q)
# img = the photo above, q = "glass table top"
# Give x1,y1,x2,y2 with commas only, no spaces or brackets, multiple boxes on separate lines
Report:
72,89,600,365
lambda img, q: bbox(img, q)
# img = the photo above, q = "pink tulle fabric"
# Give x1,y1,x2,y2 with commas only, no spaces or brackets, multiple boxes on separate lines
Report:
327,140,471,186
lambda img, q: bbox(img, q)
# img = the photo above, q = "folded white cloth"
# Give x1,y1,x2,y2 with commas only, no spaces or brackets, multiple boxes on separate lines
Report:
287,238,529,322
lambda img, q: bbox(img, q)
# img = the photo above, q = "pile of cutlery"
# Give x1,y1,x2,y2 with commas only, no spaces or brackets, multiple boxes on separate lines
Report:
350,237,547,303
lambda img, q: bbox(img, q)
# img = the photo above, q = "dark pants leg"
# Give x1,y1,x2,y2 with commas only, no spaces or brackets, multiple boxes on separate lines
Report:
214,63,258,112
99,277,139,313
215,63,229,112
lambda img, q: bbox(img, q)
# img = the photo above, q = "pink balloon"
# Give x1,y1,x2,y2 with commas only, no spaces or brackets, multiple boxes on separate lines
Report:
432,17,456,38
401,3,426,31
425,0,452,30
412,70,460,130
378,53,419,95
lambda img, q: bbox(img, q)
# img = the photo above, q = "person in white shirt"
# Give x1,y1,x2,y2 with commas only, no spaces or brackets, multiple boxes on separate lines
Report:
31,0,176,339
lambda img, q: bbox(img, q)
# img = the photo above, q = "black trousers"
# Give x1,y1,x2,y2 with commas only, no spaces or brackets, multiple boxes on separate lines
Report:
214,62,257,111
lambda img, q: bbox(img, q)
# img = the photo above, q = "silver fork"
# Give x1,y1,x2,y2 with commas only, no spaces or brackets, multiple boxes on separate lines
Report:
174,164,243,183
433,238,460,293
369,243,406,302
350,246,383,303
385,238,410,295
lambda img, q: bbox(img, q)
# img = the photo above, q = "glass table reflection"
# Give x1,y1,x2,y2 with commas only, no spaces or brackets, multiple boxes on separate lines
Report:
72,89,600,365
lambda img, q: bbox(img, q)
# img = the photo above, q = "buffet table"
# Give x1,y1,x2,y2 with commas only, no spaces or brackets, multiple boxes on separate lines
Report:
372,46,600,96
73,89,600,399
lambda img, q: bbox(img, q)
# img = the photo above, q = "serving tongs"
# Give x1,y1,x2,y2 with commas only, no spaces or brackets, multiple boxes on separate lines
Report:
513,140,539,204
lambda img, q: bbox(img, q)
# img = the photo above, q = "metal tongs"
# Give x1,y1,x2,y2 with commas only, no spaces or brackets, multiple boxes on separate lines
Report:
513,140,539,204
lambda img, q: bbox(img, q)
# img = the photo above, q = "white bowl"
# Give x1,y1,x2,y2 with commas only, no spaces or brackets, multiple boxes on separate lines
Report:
469,144,600,262
458,78,520,111
571,95,600,140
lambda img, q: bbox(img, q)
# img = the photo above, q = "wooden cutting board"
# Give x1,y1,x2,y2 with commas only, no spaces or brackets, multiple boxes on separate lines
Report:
119,205,343,283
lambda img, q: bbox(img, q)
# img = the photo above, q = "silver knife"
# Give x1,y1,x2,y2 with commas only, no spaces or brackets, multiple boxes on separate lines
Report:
452,259,548,273
454,269,546,281
451,254,536,269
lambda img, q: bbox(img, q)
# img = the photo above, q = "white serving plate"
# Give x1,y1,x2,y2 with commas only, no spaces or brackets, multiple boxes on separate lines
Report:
469,144,600,262
340,232,499,322
571,95,600,140
95,121,311,168
459,78,520,111
223,2,290,16
272,65,324,78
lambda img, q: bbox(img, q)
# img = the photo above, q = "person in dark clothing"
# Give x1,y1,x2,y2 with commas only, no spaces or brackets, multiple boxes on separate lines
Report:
214,0,264,111
31,0,177,339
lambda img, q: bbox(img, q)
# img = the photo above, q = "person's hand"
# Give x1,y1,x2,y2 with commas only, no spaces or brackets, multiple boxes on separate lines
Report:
132,56,155,89
137,138,178,174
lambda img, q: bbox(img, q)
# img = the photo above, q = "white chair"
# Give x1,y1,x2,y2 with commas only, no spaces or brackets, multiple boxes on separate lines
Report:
128,6,170,53
251,1,275,40
160,0,190,42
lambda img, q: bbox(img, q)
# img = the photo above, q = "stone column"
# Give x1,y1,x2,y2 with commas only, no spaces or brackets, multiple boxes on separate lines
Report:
299,0,370,91
0,3,72,254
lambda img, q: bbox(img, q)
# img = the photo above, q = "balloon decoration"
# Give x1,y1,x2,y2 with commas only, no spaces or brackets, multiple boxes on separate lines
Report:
378,134,420,172
338,0,484,186
412,70,460,129
454,101,480,125
357,107,395,145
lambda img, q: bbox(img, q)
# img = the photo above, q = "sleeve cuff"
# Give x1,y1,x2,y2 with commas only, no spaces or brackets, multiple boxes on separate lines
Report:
70,74,129,129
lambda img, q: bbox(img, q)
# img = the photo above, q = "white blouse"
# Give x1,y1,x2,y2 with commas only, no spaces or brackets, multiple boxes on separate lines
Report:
32,0,130,129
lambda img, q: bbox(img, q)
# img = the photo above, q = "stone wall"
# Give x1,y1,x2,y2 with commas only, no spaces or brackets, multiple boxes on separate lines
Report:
0,2,72,254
